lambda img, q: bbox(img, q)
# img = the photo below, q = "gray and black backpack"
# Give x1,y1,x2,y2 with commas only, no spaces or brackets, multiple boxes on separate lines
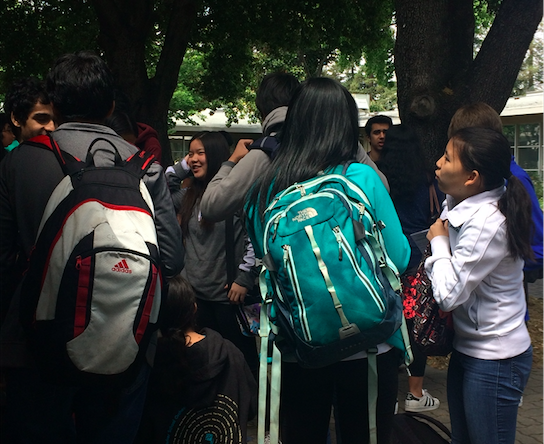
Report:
20,134,162,386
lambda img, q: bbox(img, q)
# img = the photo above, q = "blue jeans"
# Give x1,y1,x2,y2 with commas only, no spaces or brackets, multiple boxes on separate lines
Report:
447,347,532,444
4,363,151,444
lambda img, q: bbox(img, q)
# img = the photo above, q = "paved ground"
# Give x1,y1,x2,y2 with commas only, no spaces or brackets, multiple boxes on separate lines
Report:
248,279,544,443
248,365,543,443
528,279,543,299
396,365,543,444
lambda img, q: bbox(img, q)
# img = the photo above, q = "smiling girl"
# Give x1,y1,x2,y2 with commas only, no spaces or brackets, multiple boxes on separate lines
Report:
426,127,534,444
166,131,259,380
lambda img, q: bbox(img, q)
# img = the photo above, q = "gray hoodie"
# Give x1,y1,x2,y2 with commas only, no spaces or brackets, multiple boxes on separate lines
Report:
201,107,390,222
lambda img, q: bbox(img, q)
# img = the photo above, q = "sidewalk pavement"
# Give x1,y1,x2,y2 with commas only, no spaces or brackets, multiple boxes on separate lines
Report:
247,365,543,443
397,365,543,444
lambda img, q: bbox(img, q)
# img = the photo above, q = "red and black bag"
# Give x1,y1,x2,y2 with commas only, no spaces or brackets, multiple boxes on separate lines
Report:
401,182,453,357
401,247,454,356
20,135,162,386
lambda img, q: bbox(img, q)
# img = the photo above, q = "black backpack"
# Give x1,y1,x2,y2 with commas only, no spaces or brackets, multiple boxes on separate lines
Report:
391,412,451,444
20,134,163,386
248,135,280,158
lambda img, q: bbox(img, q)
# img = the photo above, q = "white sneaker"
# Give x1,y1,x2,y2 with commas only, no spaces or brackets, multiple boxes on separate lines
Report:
405,389,440,412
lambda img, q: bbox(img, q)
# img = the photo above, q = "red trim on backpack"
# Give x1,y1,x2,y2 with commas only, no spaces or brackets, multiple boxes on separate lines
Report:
40,200,152,289
74,256,91,337
134,265,158,343
141,156,154,170
26,135,82,162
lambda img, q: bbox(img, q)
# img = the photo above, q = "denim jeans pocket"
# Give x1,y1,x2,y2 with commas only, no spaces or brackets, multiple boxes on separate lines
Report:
510,346,532,392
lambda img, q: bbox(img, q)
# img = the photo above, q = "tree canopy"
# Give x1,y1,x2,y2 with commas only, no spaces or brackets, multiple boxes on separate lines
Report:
0,0,541,165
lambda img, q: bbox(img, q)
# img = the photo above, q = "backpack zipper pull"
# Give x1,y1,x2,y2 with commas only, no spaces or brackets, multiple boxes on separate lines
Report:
282,245,289,267
357,203,365,222
333,226,343,261
75,256,82,270
272,219,280,241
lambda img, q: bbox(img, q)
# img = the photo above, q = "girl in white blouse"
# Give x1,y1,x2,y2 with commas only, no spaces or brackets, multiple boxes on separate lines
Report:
426,127,533,444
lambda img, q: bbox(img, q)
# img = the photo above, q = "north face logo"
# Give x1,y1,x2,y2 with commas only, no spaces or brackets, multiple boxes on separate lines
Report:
112,259,132,274
293,208,318,222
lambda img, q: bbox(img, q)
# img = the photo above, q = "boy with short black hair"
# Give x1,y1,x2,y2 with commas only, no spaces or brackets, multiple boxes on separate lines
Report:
0,50,183,444
364,114,393,162
4,76,55,142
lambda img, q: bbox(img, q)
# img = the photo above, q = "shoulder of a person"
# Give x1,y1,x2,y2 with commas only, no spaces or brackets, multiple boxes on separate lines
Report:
344,162,380,184
457,200,506,235
242,148,272,165
54,124,138,158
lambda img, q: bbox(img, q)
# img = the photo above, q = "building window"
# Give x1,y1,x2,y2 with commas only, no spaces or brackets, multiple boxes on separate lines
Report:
503,123,542,176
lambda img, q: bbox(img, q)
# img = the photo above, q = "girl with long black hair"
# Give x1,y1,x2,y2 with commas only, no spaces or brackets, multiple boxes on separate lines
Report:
166,131,259,380
245,78,410,444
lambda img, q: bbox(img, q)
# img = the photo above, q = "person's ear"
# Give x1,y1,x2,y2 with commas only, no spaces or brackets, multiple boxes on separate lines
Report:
105,101,115,119
10,112,21,128
464,170,482,188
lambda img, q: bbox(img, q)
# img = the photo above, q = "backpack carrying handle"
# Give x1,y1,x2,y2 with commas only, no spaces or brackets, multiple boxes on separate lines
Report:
86,137,123,167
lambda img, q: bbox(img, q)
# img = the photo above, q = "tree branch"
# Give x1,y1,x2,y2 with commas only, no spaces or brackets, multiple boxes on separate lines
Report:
469,0,543,110
151,0,197,113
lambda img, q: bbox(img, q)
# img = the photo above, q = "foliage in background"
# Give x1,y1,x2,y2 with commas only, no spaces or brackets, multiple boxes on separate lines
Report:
0,0,99,92
528,172,544,208
511,23,543,96
0,0,541,166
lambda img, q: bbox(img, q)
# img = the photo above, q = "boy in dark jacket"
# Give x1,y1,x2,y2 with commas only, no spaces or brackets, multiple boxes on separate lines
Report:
0,51,183,444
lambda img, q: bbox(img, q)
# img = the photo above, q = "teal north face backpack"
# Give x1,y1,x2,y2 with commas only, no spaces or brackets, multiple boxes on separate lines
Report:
253,163,412,444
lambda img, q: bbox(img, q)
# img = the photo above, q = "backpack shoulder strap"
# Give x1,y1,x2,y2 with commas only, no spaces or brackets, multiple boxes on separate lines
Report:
124,149,156,179
248,136,280,159
24,134,83,175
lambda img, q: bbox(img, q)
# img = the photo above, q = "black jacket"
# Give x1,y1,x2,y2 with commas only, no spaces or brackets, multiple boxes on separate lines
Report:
136,328,257,444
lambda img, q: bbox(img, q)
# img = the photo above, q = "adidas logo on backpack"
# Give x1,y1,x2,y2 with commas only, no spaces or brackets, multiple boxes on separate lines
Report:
112,259,133,274
20,135,162,386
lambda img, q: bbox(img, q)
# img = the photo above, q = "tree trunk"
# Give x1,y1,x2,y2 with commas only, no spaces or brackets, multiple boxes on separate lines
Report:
394,0,542,167
91,0,197,166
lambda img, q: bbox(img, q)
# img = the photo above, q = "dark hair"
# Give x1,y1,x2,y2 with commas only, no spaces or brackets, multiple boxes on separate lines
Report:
255,72,300,120
249,77,359,219
451,127,533,260
364,115,393,137
4,77,50,125
0,113,11,129
46,51,115,122
179,131,230,236
448,102,502,138
105,110,138,139
160,274,197,336
0,113,16,148
0,113,15,133
154,274,198,398
377,124,428,202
